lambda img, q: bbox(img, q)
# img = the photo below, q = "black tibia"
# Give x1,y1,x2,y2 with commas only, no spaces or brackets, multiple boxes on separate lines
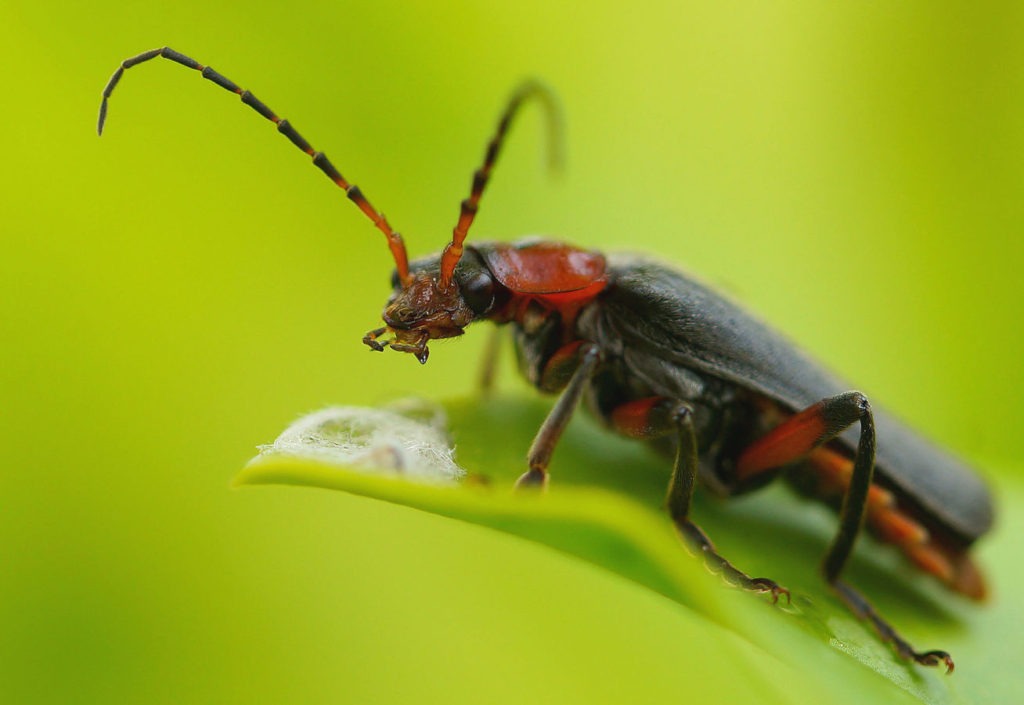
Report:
818,393,876,584
516,343,600,488
658,401,790,602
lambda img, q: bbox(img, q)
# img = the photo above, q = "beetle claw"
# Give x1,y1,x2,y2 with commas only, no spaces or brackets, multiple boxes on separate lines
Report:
773,586,792,605
363,326,389,352
915,650,955,674
748,577,790,604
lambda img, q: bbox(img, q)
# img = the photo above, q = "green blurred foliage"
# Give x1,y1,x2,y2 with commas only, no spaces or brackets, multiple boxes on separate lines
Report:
1,1,1022,703
237,399,1024,704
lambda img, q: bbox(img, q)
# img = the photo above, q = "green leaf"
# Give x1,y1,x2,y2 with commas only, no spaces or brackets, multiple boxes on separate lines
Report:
236,397,1022,705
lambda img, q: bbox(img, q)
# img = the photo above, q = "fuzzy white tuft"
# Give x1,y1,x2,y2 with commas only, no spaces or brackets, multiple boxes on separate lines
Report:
258,400,464,483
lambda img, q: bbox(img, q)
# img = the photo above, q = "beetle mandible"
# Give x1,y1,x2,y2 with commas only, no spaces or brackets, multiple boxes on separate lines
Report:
99,48,993,673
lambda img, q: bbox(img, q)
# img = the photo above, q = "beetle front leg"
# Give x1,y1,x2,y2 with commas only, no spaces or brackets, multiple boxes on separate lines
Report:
516,342,601,488
477,326,505,396
610,397,789,602
736,391,954,672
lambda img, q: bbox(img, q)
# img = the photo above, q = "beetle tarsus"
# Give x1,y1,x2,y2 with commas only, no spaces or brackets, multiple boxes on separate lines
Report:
673,516,794,604
831,577,954,672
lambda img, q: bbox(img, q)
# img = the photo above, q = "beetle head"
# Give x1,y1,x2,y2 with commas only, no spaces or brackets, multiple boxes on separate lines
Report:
351,81,557,363
364,251,498,364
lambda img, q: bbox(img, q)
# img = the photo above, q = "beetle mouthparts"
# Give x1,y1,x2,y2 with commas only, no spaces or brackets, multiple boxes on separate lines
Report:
362,326,430,364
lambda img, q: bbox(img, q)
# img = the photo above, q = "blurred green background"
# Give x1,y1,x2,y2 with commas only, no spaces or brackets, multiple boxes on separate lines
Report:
2,1,1022,703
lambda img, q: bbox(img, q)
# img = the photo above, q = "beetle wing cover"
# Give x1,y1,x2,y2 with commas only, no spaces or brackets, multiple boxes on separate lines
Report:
590,255,992,543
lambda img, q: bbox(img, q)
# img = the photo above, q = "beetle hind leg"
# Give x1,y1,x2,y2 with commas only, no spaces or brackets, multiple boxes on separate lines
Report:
807,446,987,601
736,391,954,672
610,397,790,602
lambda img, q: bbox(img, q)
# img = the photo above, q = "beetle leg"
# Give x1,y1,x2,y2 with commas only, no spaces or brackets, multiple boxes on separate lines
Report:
736,391,954,672
536,340,589,393
832,579,954,672
736,392,876,579
477,326,505,396
609,397,789,602
516,342,600,488
808,447,987,601
735,391,873,484
670,406,791,602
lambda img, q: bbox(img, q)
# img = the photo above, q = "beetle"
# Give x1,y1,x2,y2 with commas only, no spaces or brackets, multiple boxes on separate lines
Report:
99,47,992,673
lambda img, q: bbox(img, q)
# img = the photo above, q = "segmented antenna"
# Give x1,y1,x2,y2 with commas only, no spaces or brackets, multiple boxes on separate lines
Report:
438,80,564,290
98,47,411,284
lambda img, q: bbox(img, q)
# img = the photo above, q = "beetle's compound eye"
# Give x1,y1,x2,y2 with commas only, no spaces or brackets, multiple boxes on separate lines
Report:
461,270,495,315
